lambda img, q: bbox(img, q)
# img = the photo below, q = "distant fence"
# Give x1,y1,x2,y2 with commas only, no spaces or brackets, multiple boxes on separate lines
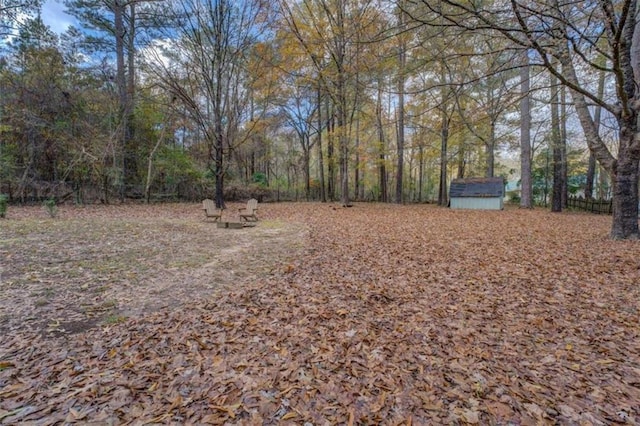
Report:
568,196,613,215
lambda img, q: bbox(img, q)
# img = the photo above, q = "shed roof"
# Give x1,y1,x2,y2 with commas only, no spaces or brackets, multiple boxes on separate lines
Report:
450,177,504,198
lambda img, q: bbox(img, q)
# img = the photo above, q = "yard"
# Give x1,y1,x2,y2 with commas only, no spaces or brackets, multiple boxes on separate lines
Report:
1,203,639,424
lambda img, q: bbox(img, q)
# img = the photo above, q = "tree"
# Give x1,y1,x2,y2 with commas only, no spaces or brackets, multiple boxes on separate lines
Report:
277,82,318,200
0,0,42,38
550,63,563,212
279,0,379,206
395,0,407,203
375,74,389,202
519,52,533,208
145,0,267,208
64,0,152,198
406,0,640,238
585,65,606,199
317,83,327,202
401,1,483,206
269,23,325,200
454,39,519,178
0,17,73,200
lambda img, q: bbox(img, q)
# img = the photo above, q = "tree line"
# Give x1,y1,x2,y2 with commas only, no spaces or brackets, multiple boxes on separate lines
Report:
0,0,637,238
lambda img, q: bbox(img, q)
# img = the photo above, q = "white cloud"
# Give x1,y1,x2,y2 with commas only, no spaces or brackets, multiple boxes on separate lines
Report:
42,0,75,34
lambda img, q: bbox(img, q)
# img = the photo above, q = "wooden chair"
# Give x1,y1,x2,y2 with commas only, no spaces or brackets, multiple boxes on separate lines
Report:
239,198,258,222
202,199,223,221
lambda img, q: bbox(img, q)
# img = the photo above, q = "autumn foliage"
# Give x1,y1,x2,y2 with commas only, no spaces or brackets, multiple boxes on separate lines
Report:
1,203,639,424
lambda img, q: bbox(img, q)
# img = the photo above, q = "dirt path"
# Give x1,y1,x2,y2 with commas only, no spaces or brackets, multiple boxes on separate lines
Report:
0,203,307,336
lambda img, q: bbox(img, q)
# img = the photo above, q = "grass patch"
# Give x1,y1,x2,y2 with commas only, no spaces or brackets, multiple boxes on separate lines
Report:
34,298,49,307
104,314,128,325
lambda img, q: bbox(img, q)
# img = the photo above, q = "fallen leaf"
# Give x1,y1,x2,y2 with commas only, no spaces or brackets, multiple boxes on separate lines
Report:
462,409,480,424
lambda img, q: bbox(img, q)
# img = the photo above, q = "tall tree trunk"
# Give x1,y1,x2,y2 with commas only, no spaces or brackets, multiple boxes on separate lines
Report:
457,145,465,179
354,62,362,201
145,111,171,203
250,152,255,178
585,67,606,199
485,123,495,177
354,113,361,200
114,0,127,201
611,147,640,239
214,48,225,207
214,133,224,208
318,85,326,202
396,98,405,203
338,77,349,206
438,61,450,207
585,155,597,199
556,37,638,238
438,113,449,207
358,155,365,200
334,5,349,208
338,111,349,206
124,2,136,188
560,83,568,207
544,148,550,206
249,92,255,182
520,53,533,208
326,100,335,201
376,79,387,202
395,2,406,204
356,112,365,200
418,143,424,202
550,68,563,212
303,140,310,201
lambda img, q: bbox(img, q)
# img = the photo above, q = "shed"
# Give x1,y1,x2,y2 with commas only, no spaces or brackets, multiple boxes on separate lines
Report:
449,177,504,210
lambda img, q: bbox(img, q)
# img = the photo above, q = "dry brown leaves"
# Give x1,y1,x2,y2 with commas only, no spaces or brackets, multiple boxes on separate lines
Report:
1,203,639,425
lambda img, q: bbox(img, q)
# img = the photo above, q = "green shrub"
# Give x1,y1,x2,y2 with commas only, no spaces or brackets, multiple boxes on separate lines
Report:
43,198,58,218
506,191,521,204
252,172,268,187
0,194,7,218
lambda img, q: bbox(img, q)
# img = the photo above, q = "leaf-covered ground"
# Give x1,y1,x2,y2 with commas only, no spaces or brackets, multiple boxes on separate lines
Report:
0,203,306,336
1,203,639,425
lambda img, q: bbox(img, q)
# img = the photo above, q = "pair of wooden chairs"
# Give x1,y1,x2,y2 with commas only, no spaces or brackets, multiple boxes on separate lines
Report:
202,198,258,222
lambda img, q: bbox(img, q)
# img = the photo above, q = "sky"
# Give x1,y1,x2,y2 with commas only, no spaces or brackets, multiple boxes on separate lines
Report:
41,0,75,34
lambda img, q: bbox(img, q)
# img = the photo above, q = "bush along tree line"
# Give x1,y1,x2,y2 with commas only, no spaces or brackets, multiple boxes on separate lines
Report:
0,0,636,238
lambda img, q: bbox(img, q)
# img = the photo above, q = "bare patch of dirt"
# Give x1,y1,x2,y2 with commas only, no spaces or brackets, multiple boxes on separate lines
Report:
0,203,306,337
